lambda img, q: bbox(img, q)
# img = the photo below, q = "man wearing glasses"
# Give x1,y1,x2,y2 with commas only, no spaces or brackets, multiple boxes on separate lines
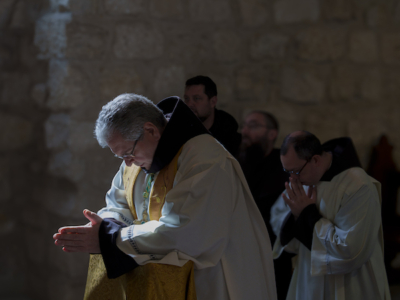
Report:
237,111,292,300
270,131,390,300
53,93,277,300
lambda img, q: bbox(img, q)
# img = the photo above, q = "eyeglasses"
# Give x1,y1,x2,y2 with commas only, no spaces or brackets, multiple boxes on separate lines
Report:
283,160,309,176
241,122,269,131
114,133,142,160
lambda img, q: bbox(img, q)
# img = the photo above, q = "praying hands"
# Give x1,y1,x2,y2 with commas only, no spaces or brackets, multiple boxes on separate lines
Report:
282,177,317,219
53,209,103,253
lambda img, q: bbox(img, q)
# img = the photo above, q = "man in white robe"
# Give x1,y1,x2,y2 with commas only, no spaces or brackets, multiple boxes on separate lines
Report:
270,130,391,300
53,94,277,300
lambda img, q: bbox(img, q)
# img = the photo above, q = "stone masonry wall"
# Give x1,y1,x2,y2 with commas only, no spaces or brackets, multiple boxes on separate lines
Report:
1,0,400,299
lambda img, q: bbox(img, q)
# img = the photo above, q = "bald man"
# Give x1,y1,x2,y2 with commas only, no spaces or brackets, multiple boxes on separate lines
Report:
270,131,390,300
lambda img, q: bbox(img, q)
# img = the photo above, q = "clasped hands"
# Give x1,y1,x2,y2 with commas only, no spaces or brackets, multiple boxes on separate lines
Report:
53,209,103,253
282,177,317,219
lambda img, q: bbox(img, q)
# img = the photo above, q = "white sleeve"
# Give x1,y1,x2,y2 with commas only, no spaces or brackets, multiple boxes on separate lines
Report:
116,147,236,268
311,182,381,275
97,162,134,226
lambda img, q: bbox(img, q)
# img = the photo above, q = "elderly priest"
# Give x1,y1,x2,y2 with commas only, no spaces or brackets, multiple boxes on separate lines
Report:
53,93,277,300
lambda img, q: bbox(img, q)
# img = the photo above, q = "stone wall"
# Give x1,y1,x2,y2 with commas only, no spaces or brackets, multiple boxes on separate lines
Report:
1,0,400,299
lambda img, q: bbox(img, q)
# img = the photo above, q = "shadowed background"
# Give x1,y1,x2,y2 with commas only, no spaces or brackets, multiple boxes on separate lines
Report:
1,0,400,299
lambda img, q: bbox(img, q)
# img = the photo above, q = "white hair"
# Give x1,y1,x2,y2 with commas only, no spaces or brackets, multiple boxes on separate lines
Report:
94,93,167,147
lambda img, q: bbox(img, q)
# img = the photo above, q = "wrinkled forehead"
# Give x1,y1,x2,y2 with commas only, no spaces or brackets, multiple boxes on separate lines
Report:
244,112,267,125
184,84,206,95
280,146,302,167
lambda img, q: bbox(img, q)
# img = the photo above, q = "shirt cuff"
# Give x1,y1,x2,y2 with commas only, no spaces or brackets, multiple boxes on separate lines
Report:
293,204,322,250
280,213,296,246
99,218,139,279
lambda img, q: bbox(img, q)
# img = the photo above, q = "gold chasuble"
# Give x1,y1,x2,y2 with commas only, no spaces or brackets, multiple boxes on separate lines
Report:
84,148,197,300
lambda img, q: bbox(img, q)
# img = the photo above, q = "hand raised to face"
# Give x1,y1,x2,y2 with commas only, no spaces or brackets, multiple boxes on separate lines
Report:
282,177,317,219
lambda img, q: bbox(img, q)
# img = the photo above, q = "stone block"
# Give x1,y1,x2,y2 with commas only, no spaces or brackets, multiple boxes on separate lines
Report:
48,149,85,182
0,45,13,69
50,0,70,11
113,24,163,59
150,0,183,19
165,28,214,62
360,68,381,102
47,60,88,111
0,72,30,106
329,65,381,103
0,244,25,294
104,0,146,14
322,0,353,21
69,0,97,14
0,112,33,151
10,0,28,30
34,12,72,60
0,0,16,28
280,67,325,104
349,31,378,63
21,207,49,229
213,31,242,62
75,180,111,213
329,65,355,103
250,33,289,60
304,106,347,142
68,121,98,153
235,66,269,102
153,65,185,102
238,0,269,27
99,66,144,101
366,4,389,28
189,0,232,22
31,83,47,107
25,227,47,265
329,66,383,103
382,33,400,65
81,151,121,188
35,175,78,216
45,113,70,150
383,69,400,102
395,1,400,24
295,28,346,62
66,23,109,59
274,0,319,24
347,106,387,167
0,178,11,204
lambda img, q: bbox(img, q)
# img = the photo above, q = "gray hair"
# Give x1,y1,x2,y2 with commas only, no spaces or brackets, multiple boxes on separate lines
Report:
95,93,167,148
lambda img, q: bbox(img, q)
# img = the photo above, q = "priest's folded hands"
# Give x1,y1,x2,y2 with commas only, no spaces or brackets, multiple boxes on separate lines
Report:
53,209,102,253
282,177,317,219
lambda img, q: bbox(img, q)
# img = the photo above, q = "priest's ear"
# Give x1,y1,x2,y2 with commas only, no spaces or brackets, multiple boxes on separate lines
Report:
143,122,162,141
210,95,218,108
311,154,322,166
268,129,278,144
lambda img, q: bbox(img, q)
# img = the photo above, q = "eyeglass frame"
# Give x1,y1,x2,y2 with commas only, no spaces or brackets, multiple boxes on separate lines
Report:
283,159,310,176
240,121,270,131
114,133,142,160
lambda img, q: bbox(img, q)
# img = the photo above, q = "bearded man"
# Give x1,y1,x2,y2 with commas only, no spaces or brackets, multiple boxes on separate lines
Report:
237,110,292,300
